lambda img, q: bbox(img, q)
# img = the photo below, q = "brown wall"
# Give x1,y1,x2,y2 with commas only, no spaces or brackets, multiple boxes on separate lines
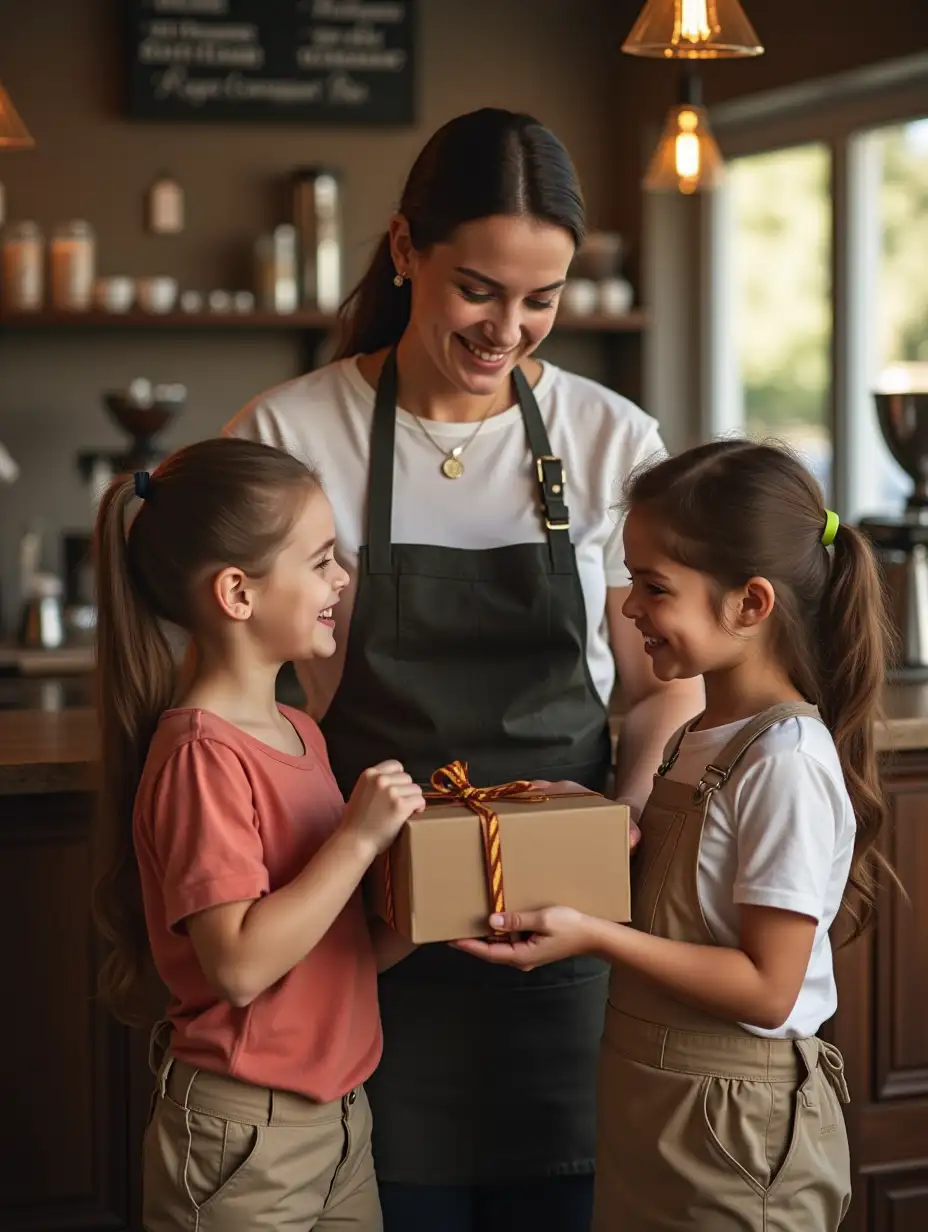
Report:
0,0,619,629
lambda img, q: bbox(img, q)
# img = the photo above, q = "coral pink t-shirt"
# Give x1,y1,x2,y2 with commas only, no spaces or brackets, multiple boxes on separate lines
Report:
133,705,381,1102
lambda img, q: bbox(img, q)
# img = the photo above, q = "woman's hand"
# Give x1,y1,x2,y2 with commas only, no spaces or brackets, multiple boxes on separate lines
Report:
530,778,589,795
532,781,641,851
452,907,597,971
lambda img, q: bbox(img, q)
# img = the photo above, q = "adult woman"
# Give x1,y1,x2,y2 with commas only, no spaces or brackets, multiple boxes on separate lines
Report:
226,107,703,1232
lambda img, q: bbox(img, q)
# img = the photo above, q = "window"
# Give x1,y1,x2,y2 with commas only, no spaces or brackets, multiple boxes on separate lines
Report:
855,117,928,514
644,53,928,523
727,143,832,495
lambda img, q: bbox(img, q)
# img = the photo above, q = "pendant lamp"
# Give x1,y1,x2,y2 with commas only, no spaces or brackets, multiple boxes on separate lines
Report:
0,78,34,149
644,71,724,195
623,0,763,60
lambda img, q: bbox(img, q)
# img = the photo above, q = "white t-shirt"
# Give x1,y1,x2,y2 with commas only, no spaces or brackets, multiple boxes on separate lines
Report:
663,713,857,1039
225,356,664,718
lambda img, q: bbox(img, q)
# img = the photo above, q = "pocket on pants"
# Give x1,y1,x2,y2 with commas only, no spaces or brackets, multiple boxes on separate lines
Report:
153,1094,264,1212
703,1077,797,1195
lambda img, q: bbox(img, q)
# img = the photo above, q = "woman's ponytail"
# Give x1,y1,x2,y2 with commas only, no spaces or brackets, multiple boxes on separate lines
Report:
335,232,411,360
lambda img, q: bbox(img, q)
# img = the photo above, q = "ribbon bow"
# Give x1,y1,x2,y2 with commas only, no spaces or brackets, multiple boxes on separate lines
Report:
382,760,547,938
428,761,547,929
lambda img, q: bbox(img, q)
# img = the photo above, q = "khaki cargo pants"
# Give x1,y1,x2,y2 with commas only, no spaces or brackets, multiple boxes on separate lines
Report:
143,1047,382,1231
595,1008,852,1231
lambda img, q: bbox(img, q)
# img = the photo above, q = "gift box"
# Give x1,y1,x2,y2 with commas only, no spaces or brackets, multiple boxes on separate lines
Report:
368,761,631,944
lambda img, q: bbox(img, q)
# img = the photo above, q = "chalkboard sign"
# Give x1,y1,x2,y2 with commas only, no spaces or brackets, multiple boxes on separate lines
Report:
127,0,416,124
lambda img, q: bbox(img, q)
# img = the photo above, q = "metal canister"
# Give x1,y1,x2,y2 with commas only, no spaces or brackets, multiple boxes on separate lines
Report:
254,224,298,314
293,168,342,312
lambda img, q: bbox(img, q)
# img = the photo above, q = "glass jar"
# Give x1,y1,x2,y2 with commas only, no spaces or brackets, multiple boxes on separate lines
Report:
50,220,96,311
2,221,44,312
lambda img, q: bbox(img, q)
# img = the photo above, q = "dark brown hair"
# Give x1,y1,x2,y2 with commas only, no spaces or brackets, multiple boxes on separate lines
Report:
92,437,320,1023
335,107,585,359
626,439,894,942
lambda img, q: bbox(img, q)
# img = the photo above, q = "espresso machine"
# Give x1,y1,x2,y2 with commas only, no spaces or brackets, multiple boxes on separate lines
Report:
859,390,928,680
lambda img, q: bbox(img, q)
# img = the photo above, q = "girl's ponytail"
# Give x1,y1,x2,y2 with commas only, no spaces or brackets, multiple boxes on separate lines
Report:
90,440,321,1019
92,477,175,1024
819,522,897,941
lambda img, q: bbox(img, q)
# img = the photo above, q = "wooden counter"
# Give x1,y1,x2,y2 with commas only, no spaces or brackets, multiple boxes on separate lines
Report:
0,707,97,795
4,684,928,797
2,689,928,1232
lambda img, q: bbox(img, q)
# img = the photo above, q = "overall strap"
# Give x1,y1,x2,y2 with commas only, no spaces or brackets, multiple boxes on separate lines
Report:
367,348,399,574
657,717,698,776
693,701,823,802
512,365,573,574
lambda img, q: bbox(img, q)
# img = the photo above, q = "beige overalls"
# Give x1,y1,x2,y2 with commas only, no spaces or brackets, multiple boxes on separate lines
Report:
594,702,852,1231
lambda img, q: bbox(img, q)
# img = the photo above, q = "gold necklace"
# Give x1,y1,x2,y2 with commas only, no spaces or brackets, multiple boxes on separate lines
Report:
411,392,503,480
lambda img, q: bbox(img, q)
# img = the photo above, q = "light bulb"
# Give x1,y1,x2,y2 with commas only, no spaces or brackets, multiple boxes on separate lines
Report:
675,134,701,183
679,0,712,44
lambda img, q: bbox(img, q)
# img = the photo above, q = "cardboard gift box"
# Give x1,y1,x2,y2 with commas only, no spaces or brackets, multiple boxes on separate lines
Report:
368,762,631,944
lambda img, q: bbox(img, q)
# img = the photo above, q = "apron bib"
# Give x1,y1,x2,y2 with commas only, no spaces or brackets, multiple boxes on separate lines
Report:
320,350,612,1183
594,702,853,1231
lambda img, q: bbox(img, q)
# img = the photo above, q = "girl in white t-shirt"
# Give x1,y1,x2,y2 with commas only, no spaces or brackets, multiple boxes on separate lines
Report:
459,438,893,1231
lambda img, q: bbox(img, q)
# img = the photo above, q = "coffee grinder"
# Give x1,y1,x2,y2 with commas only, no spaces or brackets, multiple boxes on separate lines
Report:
859,390,928,680
77,380,186,502
66,381,185,634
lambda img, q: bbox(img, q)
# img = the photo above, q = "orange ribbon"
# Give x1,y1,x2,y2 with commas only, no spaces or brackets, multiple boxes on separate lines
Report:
382,760,548,938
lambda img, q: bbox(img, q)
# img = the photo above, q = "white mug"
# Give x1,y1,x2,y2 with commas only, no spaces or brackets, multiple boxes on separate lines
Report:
94,276,135,313
599,277,634,316
561,278,598,316
137,276,178,314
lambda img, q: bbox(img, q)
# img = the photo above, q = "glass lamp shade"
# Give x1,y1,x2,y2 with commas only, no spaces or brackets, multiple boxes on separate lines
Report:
644,102,724,194
0,79,34,149
623,0,763,59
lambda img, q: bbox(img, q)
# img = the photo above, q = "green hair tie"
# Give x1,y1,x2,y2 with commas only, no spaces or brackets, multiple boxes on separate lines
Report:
821,509,839,547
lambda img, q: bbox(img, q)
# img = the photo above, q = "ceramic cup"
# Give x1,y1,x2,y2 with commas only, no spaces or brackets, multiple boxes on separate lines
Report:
136,276,178,314
599,277,634,316
561,278,598,316
94,276,135,313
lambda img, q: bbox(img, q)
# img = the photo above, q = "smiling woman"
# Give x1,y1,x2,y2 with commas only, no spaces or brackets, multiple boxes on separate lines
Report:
226,107,703,1232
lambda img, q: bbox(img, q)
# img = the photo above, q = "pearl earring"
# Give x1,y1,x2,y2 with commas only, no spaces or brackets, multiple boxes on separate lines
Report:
393,272,405,287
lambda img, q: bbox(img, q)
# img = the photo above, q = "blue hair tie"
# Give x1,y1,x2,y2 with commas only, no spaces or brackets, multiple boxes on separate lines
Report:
134,471,151,499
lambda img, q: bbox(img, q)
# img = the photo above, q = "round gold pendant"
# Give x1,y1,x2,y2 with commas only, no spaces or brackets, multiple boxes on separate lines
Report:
441,455,465,479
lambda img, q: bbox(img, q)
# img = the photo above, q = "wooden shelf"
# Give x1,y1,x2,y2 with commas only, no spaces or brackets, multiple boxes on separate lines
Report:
555,310,647,333
0,307,647,334
0,308,337,330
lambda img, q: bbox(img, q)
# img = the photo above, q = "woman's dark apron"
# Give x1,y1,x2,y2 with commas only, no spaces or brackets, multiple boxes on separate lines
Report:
320,351,613,1183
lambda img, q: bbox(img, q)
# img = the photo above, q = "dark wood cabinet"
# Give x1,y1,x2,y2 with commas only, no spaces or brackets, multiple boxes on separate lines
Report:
0,791,140,1230
1,748,927,1230
826,749,928,1232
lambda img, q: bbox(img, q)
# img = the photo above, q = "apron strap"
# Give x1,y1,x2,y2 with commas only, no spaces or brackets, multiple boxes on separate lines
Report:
367,348,400,574
693,701,823,801
366,351,573,575
512,365,573,575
